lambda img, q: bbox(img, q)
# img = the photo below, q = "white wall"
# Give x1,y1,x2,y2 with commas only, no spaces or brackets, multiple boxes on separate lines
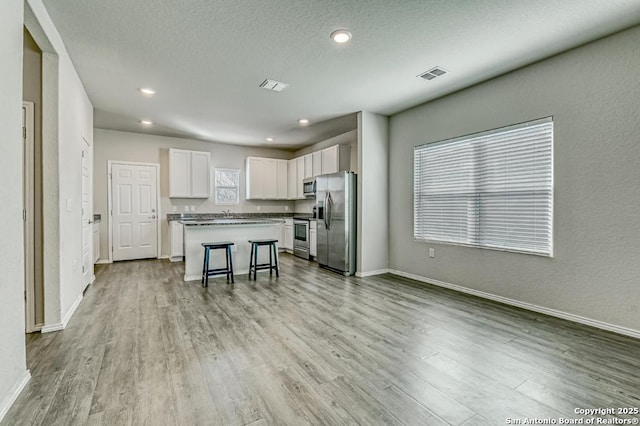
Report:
357,111,390,275
389,25,640,334
26,0,94,329
93,129,296,259
0,0,29,421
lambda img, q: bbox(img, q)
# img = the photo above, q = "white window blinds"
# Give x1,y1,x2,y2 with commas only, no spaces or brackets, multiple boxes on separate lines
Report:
414,117,553,256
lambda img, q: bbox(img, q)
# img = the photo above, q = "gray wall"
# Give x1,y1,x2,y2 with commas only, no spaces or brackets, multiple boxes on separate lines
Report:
0,0,28,419
389,25,640,332
94,129,296,259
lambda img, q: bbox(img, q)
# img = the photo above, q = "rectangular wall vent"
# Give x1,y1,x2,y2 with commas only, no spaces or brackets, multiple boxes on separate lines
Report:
418,67,448,81
259,79,289,92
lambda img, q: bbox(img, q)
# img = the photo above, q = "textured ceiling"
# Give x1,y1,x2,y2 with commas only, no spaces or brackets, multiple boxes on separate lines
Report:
41,0,640,149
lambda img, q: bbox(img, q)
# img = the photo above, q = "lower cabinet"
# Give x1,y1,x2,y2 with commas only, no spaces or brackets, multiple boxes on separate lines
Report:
309,220,317,257
169,221,184,261
284,218,293,252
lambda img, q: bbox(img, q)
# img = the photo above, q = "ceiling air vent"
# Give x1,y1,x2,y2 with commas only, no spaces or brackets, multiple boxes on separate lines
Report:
418,67,448,81
259,79,289,92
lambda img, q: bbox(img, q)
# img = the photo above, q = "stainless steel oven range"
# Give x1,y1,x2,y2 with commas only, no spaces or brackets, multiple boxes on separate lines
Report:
293,218,310,259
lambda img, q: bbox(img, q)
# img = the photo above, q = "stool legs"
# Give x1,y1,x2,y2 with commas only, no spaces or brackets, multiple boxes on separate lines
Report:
201,243,235,286
273,243,279,277
248,241,279,280
202,246,211,287
225,245,234,284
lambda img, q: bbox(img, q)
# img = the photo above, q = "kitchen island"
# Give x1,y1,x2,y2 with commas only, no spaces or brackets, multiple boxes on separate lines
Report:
180,218,281,281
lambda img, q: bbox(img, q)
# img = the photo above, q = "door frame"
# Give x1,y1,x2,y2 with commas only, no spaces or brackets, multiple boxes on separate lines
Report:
107,160,161,263
81,135,93,289
23,102,38,333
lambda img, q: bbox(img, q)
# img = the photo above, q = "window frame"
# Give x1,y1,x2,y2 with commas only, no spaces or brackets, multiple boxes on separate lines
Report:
413,117,554,257
214,168,241,205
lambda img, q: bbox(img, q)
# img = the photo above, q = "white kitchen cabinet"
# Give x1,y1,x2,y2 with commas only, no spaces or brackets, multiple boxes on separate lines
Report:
169,221,184,261
304,154,313,179
312,151,322,177
92,222,100,263
246,157,279,199
284,218,294,251
321,145,339,174
287,159,297,199
169,148,211,198
309,220,317,257
276,159,288,199
296,157,305,199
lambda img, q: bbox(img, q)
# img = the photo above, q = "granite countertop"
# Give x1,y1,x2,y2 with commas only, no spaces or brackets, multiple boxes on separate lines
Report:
180,218,284,226
168,212,314,222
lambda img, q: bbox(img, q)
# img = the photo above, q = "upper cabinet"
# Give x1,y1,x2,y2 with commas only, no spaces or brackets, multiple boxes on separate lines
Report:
246,157,288,200
303,154,313,179
312,151,322,177
245,144,350,201
287,159,297,199
321,145,339,174
169,148,211,198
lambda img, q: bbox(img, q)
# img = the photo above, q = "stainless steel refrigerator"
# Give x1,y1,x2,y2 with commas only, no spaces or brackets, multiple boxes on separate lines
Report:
315,171,356,276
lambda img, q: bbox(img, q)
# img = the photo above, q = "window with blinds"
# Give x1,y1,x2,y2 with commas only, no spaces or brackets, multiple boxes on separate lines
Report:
414,117,553,256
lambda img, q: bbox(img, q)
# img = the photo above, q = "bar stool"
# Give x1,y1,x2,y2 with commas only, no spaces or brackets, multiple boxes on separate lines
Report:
248,239,279,280
201,241,235,287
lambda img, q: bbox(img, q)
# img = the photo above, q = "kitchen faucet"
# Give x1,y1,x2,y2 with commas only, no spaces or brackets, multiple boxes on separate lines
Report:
222,209,232,217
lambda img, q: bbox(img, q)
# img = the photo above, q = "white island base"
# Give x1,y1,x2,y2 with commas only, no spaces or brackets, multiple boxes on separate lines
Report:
182,222,280,281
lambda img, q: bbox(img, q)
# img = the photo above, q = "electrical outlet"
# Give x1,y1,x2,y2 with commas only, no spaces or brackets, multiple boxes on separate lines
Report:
256,206,261,211
172,206,177,212
184,206,189,212
429,248,435,258
190,205,195,212
284,206,289,211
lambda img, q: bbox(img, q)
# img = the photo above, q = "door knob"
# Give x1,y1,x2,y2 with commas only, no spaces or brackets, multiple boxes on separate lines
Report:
150,215,156,219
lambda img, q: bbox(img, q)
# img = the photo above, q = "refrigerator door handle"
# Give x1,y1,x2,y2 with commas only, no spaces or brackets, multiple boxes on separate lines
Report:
324,192,329,229
327,192,333,230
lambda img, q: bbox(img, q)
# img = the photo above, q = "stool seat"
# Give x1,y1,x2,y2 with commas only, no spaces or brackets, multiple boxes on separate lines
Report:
248,239,279,280
201,241,235,286
202,241,234,248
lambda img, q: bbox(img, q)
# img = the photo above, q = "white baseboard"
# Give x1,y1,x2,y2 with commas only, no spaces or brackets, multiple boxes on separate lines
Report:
41,293,83,334
41,322,64,333
0,370,31,423
158,255,169,260
96,259,111,264
388,269,640,339
356,269,390,277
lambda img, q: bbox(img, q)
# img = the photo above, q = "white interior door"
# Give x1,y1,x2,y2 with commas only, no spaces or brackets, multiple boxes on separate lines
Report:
112,163,158,261
81,137,92,288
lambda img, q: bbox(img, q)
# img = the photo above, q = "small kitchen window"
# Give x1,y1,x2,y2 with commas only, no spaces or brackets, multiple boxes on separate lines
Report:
214,168,240,204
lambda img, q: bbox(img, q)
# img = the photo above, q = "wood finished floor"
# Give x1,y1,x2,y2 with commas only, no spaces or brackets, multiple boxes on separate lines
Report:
3,254,640,425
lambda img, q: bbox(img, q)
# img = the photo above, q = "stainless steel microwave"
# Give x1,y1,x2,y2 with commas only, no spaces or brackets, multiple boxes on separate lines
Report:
303,178,316,198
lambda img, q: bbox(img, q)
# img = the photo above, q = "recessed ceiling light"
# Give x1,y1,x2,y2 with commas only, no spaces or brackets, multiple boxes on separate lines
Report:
139,87,157,96
266,137,274,142
140,119,153,125
330,30,352,43
298,118,310,125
